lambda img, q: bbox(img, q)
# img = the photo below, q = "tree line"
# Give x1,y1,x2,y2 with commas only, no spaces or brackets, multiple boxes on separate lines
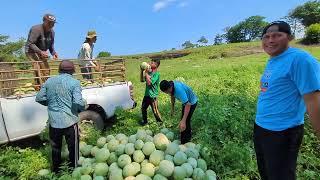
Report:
181,0,320,49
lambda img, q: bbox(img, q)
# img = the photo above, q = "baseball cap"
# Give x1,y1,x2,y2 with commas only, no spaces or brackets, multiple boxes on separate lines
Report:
43,14,57,23
262,21,292,36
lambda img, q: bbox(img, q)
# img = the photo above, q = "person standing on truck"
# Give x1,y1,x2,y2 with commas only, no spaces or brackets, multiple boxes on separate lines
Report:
160,80,198,144
35,60,85,173
25,13,59,90
78,30,98,80
254,21,320,180
140,59,162,125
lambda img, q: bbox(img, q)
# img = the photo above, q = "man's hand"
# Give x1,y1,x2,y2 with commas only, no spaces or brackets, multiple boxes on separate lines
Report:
40,51,49,58
53,53,58,60
178,120,186,132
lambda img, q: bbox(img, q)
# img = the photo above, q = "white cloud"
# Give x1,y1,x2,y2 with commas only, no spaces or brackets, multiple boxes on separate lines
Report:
178,1,188,8
153,0,177,12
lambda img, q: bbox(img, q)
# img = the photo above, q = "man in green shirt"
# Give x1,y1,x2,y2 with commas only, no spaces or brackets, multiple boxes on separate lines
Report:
140,59,162,125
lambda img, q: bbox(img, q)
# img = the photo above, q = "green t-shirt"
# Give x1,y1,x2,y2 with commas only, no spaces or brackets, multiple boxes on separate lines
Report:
144,71,160,98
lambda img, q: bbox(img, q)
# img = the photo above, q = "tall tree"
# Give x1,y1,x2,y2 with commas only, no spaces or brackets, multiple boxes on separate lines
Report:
224,16,268,43
197,36,208,45
181,40,195,49
214,34,224,45
281,16,304,38
289,0,320,27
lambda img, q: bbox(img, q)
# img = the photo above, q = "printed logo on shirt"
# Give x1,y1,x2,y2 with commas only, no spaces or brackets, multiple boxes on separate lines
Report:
260,70,271,92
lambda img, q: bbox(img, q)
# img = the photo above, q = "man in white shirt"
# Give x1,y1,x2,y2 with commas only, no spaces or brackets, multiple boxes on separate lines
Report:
78,31,97,80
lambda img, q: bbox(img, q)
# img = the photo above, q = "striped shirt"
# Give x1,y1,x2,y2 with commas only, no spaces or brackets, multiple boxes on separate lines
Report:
36,73,85,128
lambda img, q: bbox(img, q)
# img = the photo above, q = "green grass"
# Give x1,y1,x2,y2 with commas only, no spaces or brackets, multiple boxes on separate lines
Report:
1,41,320,179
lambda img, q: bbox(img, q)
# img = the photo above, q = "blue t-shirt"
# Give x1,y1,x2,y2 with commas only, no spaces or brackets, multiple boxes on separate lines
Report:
256,47,320,131
173,81,198,105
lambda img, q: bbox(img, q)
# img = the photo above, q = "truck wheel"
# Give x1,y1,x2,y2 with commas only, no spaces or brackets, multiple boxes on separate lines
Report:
79,110,105,130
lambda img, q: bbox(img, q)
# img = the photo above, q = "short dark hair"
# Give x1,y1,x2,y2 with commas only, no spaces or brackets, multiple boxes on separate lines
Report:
262,21,292,37
58,60,75,75
152,59,160,67
160,80,173,92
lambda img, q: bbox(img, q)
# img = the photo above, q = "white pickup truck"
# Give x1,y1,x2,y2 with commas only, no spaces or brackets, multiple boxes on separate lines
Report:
0,58,136,144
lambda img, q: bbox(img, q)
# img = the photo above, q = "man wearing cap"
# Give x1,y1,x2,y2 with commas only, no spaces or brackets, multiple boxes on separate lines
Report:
36,60,85,173
78,31,98,80
25,14,59,89
254,21,320,179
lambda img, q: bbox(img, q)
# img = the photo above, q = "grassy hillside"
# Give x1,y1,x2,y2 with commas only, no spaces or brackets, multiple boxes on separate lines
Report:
1,41,320,179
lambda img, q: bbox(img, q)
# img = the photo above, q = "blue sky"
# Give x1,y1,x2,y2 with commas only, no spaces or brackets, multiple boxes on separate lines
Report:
0,0,309,58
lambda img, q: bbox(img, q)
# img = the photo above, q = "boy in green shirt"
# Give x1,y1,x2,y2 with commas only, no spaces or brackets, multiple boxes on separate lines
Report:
140,59,162,125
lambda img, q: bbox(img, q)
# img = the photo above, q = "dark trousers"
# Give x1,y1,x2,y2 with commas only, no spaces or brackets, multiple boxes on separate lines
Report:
253,123,304,180
49,123,79,173
181,102,197,144
141,96,162,123
80,66,93,80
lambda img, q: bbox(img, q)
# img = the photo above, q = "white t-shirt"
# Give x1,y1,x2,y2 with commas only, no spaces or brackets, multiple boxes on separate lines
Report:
78,42,95,67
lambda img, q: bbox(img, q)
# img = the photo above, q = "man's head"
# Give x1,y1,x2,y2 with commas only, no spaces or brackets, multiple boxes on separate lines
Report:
150,59,160,70
261,21,293,57
59,60,75,75
160,80,173,95
86,31,97,44
42,14,56,31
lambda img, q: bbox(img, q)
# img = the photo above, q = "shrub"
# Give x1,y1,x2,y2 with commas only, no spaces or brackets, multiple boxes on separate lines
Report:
303,23,320,44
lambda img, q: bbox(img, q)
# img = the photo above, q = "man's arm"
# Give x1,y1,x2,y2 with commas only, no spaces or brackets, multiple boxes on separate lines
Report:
179,103,191,132
49,31,58,59
171,95,175,116
140,69,145,82
73,82,85,112
304,91,320,137
145,72,151,85
26,27,42,54
35,84,48,106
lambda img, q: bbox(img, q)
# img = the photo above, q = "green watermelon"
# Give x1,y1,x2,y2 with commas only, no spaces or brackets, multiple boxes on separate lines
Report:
153,133,170,151
158,160,174,177
94,163,108,176
95,148,110,163
173,151,188,165
96,137,107,148
141,163,155,177
142,142,156,156
133,150,145,163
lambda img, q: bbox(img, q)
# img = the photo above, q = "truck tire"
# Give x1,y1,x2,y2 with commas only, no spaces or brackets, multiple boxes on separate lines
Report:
79,110,104,130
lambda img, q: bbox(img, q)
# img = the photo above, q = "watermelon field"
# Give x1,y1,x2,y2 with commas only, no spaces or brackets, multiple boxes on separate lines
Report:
1,41,320,179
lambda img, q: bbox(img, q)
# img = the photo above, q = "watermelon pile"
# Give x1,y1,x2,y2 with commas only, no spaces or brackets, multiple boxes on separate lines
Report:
13,83,36,96
40,128,217,180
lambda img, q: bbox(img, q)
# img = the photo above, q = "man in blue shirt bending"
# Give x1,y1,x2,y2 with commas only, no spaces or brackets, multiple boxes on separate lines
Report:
254,21,320,180
160,80,198,144
36,60,85,173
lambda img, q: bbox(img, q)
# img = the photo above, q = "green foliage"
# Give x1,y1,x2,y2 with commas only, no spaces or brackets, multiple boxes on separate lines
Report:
0,34,26,62
224,15,268,43
97,51,111,58
281,16,304,38
303,23,320,44
0,147,49,179
289,0,320,27
214,34,224,45
181,40,195,49
197,36,208,45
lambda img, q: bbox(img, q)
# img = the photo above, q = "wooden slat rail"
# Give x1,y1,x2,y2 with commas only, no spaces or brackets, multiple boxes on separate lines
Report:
0,58,127,97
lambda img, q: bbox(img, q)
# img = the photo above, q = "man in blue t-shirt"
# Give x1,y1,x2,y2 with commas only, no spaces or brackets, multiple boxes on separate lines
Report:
254,21,320,180
160,80,198,144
